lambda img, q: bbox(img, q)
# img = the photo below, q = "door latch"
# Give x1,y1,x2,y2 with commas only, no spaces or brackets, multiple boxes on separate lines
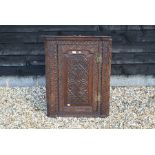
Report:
96,53,102,63
96,94,101,102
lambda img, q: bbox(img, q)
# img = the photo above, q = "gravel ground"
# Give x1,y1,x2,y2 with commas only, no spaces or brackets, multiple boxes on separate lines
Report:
0,87,155,129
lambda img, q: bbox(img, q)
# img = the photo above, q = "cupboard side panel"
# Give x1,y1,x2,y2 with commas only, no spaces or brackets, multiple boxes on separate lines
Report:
100,40,112,117
45,41,58,117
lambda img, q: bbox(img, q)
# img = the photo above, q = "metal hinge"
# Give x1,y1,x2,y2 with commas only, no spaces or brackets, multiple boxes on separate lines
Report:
96,53,102,63
96,94,101,102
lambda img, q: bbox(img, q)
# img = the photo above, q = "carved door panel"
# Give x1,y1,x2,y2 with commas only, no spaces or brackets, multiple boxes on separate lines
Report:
58,43,100,115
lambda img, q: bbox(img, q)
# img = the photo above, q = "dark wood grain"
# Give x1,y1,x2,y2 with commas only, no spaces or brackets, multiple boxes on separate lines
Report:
0,55,44,66
0,43,44,55
58,43,99,115
113,43,155,53
0,25,154,33
1,42,155,56
45,41,58,117
1,64,154,76
0,66,44,75
112,52,155,64
100,40,112,117
0,25,99,32
112,64,155,75
1,29,155,44
0,25,155,77
44,36,112,117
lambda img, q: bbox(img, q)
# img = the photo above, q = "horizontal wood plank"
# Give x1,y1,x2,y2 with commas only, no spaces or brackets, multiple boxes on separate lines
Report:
0,43,155,55
112,64,155,75
0,52,154,67
0,64,154,76
0,32,57,43
0,43,44,55
0,55,44,66
0,30,155,44
113,43,155,53
0,32,105,43
0,25,99,32
0,26,154,33
99,25,155,31
1,42,155,55
112,52,155,64
0,66,45,76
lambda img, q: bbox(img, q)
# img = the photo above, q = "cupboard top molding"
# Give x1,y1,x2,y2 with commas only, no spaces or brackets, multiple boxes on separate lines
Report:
43,36,112,41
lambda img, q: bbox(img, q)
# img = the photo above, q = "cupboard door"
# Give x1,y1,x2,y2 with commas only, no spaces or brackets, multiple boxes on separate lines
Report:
58,43,100,115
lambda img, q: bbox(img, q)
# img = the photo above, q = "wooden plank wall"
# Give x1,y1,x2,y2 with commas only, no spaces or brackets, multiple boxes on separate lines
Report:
0,25,155,76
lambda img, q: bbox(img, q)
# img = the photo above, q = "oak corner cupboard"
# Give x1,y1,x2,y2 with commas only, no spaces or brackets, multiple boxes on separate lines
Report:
44,36,112,117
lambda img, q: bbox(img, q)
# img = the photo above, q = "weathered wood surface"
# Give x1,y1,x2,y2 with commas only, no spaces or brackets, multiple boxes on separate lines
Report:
112,64,155,75
0,25,154,76
0,64,154,76
112,52,155,64
1,30,155,43
0,55,44,66
0,25,99,32
0,25,155,32
0,66,44,75
0,43,155,55
0,52,154,66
